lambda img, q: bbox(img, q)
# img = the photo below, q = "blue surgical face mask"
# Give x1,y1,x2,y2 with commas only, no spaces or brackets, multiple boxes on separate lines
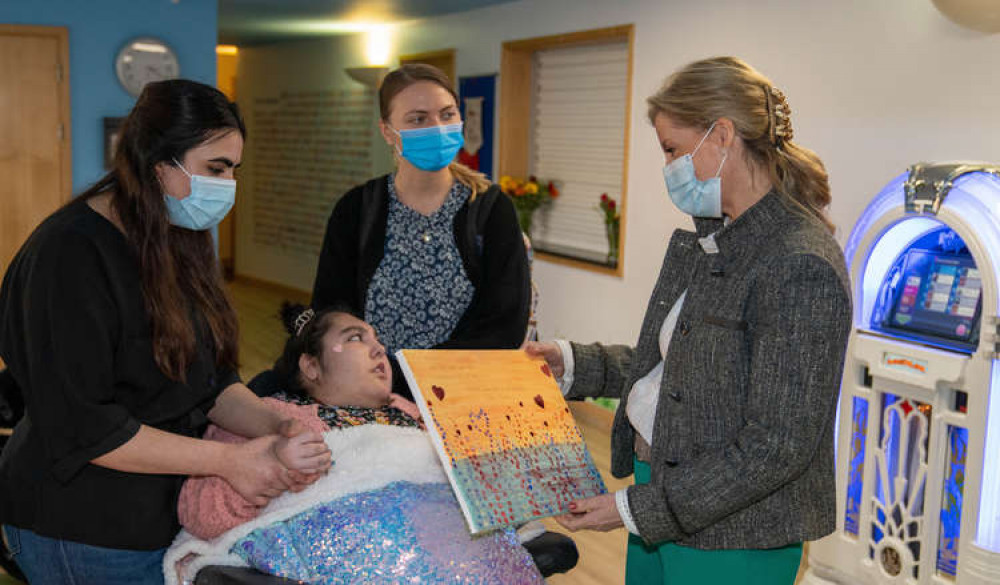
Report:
662,121,727,219
163,158,236,230
392,123,464,172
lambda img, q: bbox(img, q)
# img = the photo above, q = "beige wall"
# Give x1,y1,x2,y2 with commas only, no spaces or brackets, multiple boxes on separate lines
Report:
236,0,1000,345
394,0,1000,346
233,35,385,291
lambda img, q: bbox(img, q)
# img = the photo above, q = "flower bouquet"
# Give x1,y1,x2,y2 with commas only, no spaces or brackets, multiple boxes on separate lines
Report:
598,193,621,264
499,175,559,236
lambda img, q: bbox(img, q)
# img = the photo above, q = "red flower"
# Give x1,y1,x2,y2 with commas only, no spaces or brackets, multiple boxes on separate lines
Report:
609,200,616,210
600,193,608,202
548,182,559,197
529,175,538,183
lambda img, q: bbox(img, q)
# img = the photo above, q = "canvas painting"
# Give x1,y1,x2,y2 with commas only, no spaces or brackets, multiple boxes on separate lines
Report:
396,349,607,534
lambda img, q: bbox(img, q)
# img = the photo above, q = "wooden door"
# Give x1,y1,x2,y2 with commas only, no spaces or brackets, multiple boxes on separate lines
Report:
0,25,72,284
217,48,238,278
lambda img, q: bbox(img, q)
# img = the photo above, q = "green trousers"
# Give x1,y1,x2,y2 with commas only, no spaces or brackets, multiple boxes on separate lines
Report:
625,460,803,585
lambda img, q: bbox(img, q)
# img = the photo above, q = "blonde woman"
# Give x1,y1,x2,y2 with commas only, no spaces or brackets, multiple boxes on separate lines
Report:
527,56,852,584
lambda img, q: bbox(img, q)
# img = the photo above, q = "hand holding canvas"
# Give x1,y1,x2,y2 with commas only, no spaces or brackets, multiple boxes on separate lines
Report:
555,493,623,532
522,341,565,378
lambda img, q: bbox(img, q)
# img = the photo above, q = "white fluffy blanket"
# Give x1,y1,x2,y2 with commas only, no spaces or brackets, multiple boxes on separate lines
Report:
163,425,445,585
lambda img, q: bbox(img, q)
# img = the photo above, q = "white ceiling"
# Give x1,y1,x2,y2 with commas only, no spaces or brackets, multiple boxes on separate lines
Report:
219,0,518,45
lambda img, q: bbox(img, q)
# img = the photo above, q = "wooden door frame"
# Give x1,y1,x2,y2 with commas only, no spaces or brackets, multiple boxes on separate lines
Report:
399,48,457,88
216,49,239,278
499,25,633,277
0,24,72,202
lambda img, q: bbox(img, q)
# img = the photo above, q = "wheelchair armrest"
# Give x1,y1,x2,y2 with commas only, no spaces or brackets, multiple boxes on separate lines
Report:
194,566,305,585
523,531,579,577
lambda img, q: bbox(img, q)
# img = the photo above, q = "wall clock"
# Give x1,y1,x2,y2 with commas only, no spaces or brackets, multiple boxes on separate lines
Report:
115,37,180,97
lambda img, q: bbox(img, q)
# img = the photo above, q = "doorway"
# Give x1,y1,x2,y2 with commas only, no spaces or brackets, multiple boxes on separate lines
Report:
0,25,72,283
216,45,238,278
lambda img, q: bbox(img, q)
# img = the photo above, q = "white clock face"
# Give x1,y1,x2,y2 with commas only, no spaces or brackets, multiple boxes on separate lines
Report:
115,37,180,97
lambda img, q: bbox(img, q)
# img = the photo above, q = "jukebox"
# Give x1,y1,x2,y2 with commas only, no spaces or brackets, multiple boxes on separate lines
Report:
803,163,1000,584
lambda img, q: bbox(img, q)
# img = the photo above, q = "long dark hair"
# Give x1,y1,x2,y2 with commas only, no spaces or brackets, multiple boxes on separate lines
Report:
273,302,358,398
77,79,244,381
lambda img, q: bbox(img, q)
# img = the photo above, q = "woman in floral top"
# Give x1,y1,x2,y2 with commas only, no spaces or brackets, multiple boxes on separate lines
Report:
311,64,531,398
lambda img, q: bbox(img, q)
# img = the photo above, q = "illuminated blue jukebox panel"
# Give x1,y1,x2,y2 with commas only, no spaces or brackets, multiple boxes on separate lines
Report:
804,163,1000,585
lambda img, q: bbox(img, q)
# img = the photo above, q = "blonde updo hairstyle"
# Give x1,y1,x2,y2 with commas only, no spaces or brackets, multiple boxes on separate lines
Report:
379,63,491,200
647,56,833,232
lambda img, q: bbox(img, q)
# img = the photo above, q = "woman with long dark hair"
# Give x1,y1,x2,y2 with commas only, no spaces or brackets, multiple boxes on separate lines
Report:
0,79,329,584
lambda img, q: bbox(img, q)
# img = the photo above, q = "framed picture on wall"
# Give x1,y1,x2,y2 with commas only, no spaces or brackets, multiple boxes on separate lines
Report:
458,75,496,180
103,117,125,170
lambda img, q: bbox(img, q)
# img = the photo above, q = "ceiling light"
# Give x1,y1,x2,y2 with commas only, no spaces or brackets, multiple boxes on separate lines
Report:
365,25,393,66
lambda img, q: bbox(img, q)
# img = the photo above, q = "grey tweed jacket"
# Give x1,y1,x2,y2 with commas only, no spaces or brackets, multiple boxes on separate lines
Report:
568,192,852,549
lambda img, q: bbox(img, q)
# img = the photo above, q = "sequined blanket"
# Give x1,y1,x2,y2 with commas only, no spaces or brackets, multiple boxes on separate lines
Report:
163,424,543,585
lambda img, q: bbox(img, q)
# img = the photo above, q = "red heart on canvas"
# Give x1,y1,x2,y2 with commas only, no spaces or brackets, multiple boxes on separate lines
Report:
534,395,545,408
432,385,445,401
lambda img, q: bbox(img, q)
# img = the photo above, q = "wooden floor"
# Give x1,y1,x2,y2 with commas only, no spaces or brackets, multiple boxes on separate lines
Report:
227,277,808,584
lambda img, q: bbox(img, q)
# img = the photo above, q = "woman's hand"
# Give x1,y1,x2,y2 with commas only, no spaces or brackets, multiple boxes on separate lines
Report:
273,430,331,476
523,341,565,378
274,418,332,492
555,493,624,532
221,435,297,507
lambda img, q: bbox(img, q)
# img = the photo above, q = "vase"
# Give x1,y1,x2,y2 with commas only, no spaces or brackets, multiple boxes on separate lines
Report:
517,208,534,236
605,220,620,265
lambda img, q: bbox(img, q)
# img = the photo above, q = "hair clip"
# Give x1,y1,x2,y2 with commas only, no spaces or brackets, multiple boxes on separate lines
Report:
294,308,315,337
768,86,794,144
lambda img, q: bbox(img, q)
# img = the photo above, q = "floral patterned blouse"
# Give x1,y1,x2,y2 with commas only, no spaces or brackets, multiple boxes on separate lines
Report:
364,174,475,356
272,392,420,429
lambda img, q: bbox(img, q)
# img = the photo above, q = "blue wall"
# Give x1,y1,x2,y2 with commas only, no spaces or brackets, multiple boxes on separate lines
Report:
1,0,217,193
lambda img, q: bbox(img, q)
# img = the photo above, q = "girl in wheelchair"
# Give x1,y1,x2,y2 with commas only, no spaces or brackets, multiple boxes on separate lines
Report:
165,304,543,585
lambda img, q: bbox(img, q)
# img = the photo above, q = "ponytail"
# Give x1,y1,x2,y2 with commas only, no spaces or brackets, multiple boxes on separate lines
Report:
767,141,834,233
448,161,491,201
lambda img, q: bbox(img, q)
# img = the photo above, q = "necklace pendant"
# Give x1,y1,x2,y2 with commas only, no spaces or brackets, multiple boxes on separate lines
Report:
422,232,431,243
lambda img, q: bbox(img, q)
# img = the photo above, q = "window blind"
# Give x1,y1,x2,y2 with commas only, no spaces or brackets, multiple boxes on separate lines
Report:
529,40,629,261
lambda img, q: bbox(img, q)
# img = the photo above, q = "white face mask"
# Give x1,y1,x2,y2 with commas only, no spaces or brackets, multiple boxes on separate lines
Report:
163,158,236,230
662,122,726,219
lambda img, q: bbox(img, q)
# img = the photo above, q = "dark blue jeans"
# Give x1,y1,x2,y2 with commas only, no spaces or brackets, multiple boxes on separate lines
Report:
2,525,166,585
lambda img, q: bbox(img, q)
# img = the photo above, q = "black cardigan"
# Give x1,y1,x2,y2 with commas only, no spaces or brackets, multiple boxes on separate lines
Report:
312,175,531,395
